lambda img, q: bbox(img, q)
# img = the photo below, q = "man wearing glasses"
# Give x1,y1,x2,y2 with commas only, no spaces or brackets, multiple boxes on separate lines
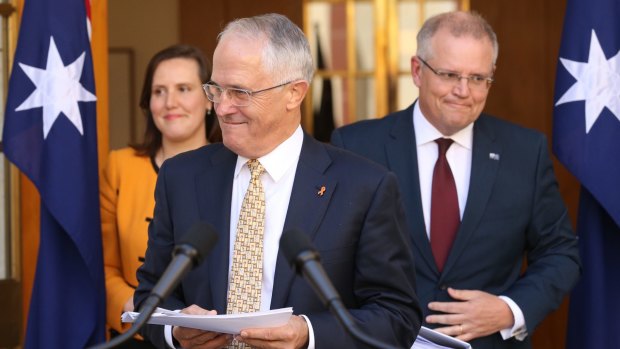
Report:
135,13,421,349
332,11,580,349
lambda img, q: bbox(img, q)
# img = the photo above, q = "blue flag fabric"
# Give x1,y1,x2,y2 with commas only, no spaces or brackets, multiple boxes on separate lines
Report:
553,0,620,225
3,0,106,348
553,0,620,347
566,189,620,349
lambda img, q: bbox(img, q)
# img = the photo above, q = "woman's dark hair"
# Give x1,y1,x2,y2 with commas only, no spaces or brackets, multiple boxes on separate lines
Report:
130,44,221,157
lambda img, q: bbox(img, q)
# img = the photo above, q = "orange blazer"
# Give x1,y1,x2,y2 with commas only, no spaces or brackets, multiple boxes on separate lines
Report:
100,148,157,332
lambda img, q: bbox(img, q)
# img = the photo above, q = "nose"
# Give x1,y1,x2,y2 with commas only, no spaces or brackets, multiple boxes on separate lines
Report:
452,77,471,97
214,91,237,115
165,91,177,108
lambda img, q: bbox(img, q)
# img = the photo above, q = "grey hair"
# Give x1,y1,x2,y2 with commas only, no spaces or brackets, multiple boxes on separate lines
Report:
416,11,499,65
218,13,315,84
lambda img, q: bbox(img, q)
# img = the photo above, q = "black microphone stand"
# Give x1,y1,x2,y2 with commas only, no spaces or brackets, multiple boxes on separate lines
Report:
87,294,161,349
88,222,218,349
328,298,397,348
290,238,397,349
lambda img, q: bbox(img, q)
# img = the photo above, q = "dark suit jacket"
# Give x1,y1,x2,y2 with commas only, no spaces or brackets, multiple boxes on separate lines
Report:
331,104,581,349
135,134,422,348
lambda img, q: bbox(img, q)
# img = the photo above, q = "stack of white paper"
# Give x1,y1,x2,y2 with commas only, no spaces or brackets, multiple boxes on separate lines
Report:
412,326,472,349
122,307,293,335
123,309,471,348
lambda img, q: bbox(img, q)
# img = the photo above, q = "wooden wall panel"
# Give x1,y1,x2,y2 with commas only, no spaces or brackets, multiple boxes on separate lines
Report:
179,0,303,68
471,1,578,348
178,0,304,125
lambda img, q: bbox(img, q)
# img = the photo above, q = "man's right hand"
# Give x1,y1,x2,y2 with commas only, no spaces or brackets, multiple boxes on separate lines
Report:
172,305,232,349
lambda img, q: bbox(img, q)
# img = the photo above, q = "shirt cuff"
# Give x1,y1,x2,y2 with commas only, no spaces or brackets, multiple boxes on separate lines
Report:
300,315,315,349
498,296,528,341
165,325,177,348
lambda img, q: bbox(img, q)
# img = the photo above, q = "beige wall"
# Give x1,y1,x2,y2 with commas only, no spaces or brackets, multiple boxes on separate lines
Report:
108,0,179,150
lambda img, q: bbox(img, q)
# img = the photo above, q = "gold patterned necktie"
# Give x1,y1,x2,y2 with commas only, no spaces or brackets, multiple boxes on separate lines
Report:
227,159,266,320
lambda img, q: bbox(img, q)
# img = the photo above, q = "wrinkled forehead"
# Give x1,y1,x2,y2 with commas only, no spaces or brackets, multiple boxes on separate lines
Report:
429,30,494,71
212,35,270,86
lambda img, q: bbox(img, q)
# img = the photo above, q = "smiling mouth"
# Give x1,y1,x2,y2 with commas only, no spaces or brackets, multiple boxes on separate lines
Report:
445,102,470,109
220,117,247,125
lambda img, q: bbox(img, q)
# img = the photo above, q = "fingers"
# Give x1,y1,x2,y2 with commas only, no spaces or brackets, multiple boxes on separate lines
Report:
181,304,218,315
426,297,469,340
237,315,309,349
174,306,225,348
431,323,473,342
175,329,231,349
188,333,231,349
427,290,515,342
425,311,465,326
427,299,466,315
238,328,285,349
427,288,491,317
446,287,480,300
173,326,215,342
123,297,134,312
455,323,471,342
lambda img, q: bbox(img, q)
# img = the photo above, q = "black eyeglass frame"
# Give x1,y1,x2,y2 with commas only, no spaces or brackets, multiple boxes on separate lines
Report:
417,57,494,88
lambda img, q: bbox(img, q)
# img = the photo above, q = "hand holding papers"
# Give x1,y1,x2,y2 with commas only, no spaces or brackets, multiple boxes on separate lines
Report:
412,326,472,349
122,307,293,335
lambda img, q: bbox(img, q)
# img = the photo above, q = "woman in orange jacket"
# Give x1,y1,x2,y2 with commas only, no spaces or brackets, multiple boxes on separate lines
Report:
100,44,220,348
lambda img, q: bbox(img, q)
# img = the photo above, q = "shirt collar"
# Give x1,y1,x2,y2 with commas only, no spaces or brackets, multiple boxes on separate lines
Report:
234,125,304,182
412,101,474,150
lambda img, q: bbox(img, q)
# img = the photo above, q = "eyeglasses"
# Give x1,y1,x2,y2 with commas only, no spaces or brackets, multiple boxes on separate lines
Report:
417,57,494,90
202,81,293,107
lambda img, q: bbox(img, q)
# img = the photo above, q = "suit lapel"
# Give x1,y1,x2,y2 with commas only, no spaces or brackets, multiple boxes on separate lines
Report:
270,135,336,309
386,105,438,274
195,145,236,312
442,116,502,275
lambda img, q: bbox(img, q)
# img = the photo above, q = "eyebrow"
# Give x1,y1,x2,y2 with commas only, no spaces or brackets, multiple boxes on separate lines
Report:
443,68,492,78
208,79,249,90
435,65,488,74
152,82,197,89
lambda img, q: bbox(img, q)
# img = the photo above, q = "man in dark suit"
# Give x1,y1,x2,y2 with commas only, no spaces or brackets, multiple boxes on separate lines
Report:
134,13,421,349
331,11,581,349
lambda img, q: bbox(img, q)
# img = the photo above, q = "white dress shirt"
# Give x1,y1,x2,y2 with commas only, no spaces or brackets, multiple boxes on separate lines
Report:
413,103,472,236
229,125,303,311
412,103,527,341
165,125,316,348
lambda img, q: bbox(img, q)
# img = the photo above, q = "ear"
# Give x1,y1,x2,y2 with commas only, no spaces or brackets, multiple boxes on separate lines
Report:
411,56,423,88
286,80,310,111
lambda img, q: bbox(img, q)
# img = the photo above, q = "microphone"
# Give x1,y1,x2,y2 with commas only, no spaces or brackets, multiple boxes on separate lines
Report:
280,228,394,349
89,222,218,349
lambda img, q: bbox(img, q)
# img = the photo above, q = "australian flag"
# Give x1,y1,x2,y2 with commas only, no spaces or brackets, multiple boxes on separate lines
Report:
553,0,620,348
3,0,106,348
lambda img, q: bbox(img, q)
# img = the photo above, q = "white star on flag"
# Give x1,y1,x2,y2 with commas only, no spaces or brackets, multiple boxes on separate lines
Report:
15,36,96,139
556,30,620,133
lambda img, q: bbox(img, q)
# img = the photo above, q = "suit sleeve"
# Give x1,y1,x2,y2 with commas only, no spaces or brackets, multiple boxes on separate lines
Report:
504,135,581,331
134,161,187,348
308,171,422,348
100,151,136,333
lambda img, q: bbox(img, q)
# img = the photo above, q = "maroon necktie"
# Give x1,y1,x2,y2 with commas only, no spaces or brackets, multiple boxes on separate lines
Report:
430,138,460,272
